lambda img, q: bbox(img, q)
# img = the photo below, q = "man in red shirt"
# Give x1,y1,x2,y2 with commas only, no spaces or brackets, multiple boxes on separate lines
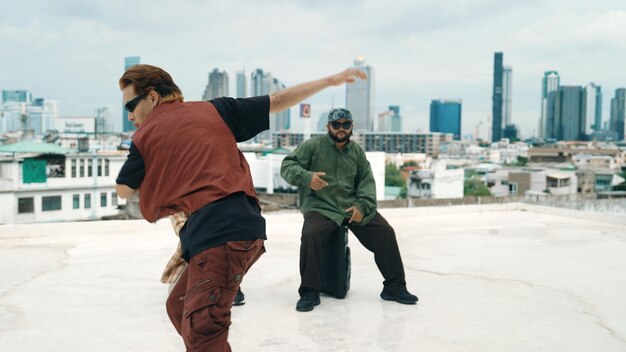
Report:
116,64,366,352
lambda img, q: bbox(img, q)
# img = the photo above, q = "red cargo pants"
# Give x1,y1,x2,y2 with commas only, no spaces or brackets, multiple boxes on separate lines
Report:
166,239,265,352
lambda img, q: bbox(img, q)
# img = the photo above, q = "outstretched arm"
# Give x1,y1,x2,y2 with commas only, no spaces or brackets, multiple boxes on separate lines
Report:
269,68,367,113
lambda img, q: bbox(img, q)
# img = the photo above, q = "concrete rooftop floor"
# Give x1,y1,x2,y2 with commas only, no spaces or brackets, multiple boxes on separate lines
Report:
1,203,625,352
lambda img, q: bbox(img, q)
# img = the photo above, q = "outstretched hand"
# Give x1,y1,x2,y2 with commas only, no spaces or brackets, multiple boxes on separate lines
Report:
345,206,363,223
328,68,368,86
310,172,328,191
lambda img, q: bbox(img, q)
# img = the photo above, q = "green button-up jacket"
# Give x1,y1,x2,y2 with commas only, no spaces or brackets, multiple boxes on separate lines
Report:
280,134,377,226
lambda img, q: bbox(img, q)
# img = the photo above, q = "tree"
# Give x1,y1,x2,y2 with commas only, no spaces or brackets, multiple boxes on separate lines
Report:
401,160,418,169
505,156,529,167
385,163,407,198
464,177,491,196
516,156,529,166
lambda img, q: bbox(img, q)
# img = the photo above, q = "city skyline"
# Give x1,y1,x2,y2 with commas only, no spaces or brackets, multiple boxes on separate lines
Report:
1,1,625,139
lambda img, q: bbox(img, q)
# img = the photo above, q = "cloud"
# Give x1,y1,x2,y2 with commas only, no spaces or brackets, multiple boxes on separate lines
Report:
0,0,624,137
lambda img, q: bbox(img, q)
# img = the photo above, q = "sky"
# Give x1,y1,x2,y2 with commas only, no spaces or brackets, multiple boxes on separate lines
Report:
1,0,625,138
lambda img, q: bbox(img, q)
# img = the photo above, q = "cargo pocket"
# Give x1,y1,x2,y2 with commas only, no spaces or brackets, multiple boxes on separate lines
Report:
183,282,231,342
225,240,265,285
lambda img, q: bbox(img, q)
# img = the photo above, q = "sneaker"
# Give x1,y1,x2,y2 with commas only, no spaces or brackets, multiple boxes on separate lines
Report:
233,287,245,306
296,290,320,312
380,289,418,305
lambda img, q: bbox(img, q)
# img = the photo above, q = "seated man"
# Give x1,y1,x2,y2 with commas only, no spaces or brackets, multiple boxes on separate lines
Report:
281,108,418,312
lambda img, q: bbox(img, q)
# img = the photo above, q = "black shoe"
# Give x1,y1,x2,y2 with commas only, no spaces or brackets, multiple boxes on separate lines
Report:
296,290,320,312
380,289,418,305
233,287,245,306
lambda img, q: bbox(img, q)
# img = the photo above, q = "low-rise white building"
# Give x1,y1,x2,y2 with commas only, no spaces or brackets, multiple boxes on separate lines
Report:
572,154,618,170
489,139,529,164
408,161,464,199
485,167,578,197
0,142,126,224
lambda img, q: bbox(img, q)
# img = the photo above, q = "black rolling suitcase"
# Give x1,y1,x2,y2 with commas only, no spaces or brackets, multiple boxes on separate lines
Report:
320,223,351,298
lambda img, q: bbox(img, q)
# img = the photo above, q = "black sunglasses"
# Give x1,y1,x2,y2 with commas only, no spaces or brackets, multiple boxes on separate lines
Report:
124,94,147,113
330,121,353,130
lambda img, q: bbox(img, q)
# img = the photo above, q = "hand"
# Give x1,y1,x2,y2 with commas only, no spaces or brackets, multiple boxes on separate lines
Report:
309,172,328,191
328,68,368,86
345,206,363,223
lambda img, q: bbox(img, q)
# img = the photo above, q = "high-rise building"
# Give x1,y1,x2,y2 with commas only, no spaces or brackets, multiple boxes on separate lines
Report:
0,97,57,135
272,78,290,131
503,124,519,140
251,69,289,140
2,90,32,104
122,56,140,133
317,110,331,131
491,52,503,142
202,68,229,101
389,105,402,132
583,83,602,134
540,71,560,139
430,99,462,140
554,86,584,141
610,88,625,141
25,100,57,136
236,70,247,98
502,66,513,127
96,107,113,136
346,57,375,131
375,106,402,132
251,68,272,96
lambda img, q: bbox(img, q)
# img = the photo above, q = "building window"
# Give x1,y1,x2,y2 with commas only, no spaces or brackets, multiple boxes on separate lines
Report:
509,183,518,196
105,159,110,176
88,159,93,177
97,159,102,176
80,159,85,177
18,197,35,214
111,192,118,206
44,155,66,178
100,192,107,207
73,194,80,209
547,177,558,188
42,196,62,211
71,159,76,178
84,194,91,209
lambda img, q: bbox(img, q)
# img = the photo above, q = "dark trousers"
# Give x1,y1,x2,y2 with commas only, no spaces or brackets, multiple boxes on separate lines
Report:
166,240,265,352
299,211,407,295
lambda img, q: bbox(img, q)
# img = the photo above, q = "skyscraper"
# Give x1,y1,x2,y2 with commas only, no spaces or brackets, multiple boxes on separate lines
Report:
96,107,113,136
251,69,272,96
251,68,289,139
491,52,503,142
389,105,402,132
272,78,290,131
430,99,462,140
0,95,57,135
610,88,625,141
122,56,140,133
502,66,513,127
540,71,560,139
236,70,247,98
346,57,375,131
25,100,57,136
202,68,229,101
2,90,32,104
583,83,602,134
554,86,584,141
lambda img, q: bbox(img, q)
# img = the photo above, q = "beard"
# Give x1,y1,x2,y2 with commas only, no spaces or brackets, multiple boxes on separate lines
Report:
328,129,353,143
